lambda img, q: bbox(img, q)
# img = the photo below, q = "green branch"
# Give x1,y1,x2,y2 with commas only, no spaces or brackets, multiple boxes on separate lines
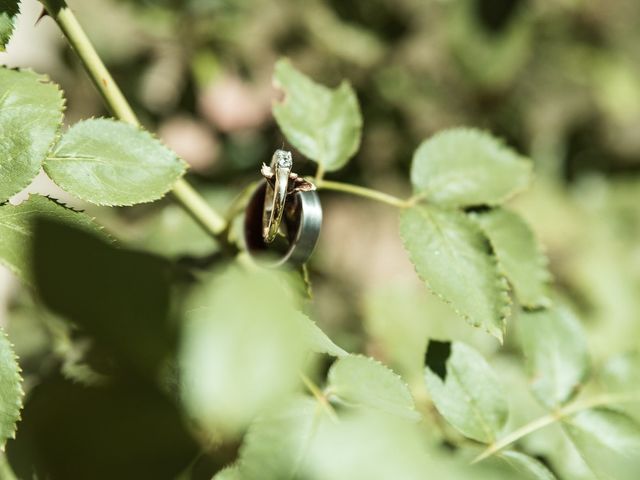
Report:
317,179,411,209
472,393,640,463
40,0,226,237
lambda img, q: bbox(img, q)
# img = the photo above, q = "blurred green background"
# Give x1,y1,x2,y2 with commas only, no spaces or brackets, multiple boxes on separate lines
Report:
1,0,640,478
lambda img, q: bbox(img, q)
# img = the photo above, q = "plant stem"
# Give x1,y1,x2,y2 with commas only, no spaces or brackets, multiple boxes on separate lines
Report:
314,164,326,184
300,373,338,422
472,393,640,463
318,180,410,209
40,0,226,237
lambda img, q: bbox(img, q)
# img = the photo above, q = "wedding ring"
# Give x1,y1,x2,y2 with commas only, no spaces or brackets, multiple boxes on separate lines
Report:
262,149,293,243
245,181,322,266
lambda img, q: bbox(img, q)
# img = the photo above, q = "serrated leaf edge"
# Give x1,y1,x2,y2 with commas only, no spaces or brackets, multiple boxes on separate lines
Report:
0,327,24,451
0,66,66,202
412,127,534,208
399,207,511,342
44,117,188,207
328,354,420,420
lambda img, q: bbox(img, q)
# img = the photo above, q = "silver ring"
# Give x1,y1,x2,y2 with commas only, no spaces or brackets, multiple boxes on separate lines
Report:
262,150,292,243
245,181,322,266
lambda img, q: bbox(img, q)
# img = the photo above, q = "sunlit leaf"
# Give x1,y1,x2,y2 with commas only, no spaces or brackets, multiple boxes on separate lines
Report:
327,355,420,420
410,128,531,207
518,305,590,409
400,204,510,341
425,341,507,443
0,1,19,50
179,267,308,434
563,408,640,480
305,411,432,480
0,195,104,285
600,351,640,420
272,58,362,172
237,396,328,480
0,327,22,450
473,208,551,309
0,68,64,202
45,118,186,206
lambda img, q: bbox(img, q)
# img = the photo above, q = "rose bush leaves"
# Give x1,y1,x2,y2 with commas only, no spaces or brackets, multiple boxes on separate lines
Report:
45,118,186,206
0,326,23,450
272,58,362,172
401,205,510,340
410,128,531,207
473,208,551,309
424,341,508,443
400,127,551,340
0,1,19,50
0,68,64,202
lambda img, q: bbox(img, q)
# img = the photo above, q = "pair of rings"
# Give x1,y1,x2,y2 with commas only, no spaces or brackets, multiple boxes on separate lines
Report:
243,150,322,266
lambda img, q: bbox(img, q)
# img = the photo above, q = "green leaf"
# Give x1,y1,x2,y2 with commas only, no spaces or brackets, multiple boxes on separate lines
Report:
410,128,532,207
326,355,419,420
0,68,65,202
400,205,510,341
424,341,508,443
45,118,186,206
298,314,347,357
473,208,552,309
0,327,23,450
305,410,432,480
237,396,327,480
272,58,362,171
600,352,640,421
179,267,308,434
0,195,104,285
518,305,590,409
0,1,19,50
563,408,640,480
495,451,557,480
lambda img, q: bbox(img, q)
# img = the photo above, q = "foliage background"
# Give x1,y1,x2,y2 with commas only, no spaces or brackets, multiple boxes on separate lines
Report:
1,0,640,478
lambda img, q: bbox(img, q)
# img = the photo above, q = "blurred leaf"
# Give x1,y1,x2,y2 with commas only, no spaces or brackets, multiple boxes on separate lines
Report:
179,267,308,434
563,408,640,480
0,327,22,450
327,355,420,420
299,315,347,357
411,128,531,208
45,118,186,206
600,352,640,420
236,396,327,480
0,68,64,202
32,216,175,377
494,451,557,480
473,208,551,309
400,205,509,341
0,195,104,285
518,305,590,409
425,341,507,443
6,376,198,480
0,1,19,50
272,58,362,172
304,411,432,480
